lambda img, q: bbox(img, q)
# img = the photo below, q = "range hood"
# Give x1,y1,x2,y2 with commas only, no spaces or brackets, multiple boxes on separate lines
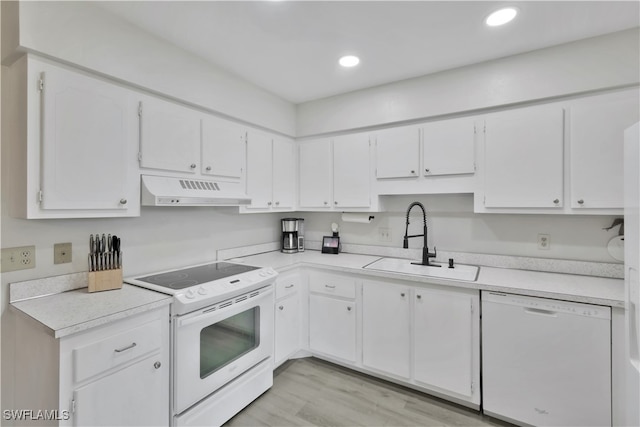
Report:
141,175,251,206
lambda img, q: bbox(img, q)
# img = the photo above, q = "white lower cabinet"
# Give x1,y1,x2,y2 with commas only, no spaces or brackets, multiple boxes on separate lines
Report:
274,272,302,367
413,287,478,398
309,296,357,363
362,281,411,379
72,353,167,426
361,278,480,406
308,272,357,363
10,305,170,426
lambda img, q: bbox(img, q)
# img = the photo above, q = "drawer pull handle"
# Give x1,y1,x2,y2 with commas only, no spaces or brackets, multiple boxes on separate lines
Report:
154,361,161,369
347,306,352,311
285,284,294,289
114,342,137,353
325,285,336,289
417,295,422,299
401,293,405,297
279,305,284,311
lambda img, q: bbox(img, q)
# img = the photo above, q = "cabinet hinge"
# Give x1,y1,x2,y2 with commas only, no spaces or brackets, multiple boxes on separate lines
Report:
37,190,43,204
138,102,142,117
137,152,142,162
38,78,44,92
471,381,475,394
71,399,76,414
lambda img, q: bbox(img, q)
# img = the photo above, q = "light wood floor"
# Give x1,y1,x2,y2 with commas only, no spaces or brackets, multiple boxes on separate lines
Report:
224,357,511,427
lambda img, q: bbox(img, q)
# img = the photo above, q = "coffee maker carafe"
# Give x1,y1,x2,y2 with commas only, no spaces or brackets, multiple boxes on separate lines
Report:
281,218,299,253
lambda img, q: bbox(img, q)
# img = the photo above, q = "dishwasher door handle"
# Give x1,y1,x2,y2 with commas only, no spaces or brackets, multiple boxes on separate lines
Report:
524,307,558,317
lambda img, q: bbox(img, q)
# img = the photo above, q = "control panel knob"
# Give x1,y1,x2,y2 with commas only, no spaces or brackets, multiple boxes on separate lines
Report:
185,289,196,299
198,286,208,295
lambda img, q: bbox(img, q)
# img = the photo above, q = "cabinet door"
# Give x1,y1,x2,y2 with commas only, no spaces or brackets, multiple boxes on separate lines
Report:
333,133,370,208
483,105,564,208
309,295,356,362
375,125,420,179
299,139,333,208
362,281,410,379
40,65,137,212
422,117,475,176
274,293,300,366
139,97,200,174
201,116,245,180
570,89,640,209
245,131,273,209
272,137,296,209
73,354,168,426
413,288,477,398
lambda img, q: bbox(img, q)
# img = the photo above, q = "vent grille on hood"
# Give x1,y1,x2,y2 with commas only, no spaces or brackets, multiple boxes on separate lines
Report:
179,179,220,191
141,175,251,206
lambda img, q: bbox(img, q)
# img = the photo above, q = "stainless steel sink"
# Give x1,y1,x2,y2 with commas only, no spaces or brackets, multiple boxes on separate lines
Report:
363,257,479,282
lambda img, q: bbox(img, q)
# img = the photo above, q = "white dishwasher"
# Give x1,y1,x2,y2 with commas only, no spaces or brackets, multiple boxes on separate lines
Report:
482,291,611,427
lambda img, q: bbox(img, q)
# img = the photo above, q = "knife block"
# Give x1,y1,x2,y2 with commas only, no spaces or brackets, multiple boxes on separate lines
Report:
88,269,123,293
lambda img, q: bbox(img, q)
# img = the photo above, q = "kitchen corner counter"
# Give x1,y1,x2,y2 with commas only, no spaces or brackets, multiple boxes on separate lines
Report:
10,284,172,339
231,250,624,308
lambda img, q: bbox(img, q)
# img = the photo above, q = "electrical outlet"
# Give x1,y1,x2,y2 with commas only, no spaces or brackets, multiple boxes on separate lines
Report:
54,243,72,264
537,234,550,250
1,245,36,272
378,227,392,242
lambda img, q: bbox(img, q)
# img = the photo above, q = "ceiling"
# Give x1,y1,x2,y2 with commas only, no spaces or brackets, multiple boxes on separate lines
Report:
97,1,640,104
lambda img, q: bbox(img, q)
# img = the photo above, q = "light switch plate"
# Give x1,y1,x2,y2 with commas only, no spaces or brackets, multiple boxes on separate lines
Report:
1,245,36,272
54,243,72,264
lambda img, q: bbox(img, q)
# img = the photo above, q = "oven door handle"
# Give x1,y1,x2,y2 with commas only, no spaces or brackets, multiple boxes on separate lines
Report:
177,288,273,328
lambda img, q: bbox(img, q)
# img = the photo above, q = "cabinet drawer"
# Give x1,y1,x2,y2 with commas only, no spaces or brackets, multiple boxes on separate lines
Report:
74,319,162,383
276,274,299,300
309,272,356,299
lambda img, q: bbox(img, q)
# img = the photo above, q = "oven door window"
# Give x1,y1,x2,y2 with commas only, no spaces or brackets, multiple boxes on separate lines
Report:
200,307,260,378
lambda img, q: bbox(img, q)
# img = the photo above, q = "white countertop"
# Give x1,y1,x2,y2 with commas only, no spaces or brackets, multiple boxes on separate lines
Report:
232,250,625,308
11,284,172,338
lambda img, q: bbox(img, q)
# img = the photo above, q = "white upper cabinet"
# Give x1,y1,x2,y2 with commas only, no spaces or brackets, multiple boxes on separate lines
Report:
245,130,274,209
299,134,372,210
139,96,201,174
374,125,421,179
422,117,475,176
272,137,296,210
201,116,245,181
481,104,565,209
7,56,140,218
569,89,640,210
333,133,371,208
244,131,296,211
298,138,333,208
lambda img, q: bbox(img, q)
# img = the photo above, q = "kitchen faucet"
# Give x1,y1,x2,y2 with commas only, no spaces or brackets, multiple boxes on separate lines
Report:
403,201,440,267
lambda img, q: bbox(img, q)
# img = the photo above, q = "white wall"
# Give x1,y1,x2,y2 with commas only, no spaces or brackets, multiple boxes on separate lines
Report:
2,1,296,136
297,28,640,136
301,195,622,263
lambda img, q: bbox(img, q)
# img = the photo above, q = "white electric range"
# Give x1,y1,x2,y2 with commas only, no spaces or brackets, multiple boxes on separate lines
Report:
125,261,277,426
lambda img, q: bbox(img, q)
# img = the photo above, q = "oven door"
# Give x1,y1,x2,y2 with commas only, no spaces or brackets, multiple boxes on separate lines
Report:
173,285,274,414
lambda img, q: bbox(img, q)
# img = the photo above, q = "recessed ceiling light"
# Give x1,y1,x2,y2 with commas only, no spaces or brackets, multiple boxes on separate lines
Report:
339,55,360,68
485,7,518,27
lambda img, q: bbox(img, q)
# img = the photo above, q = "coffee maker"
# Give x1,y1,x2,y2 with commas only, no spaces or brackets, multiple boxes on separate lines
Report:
281,218,299,253
281,218,305,253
